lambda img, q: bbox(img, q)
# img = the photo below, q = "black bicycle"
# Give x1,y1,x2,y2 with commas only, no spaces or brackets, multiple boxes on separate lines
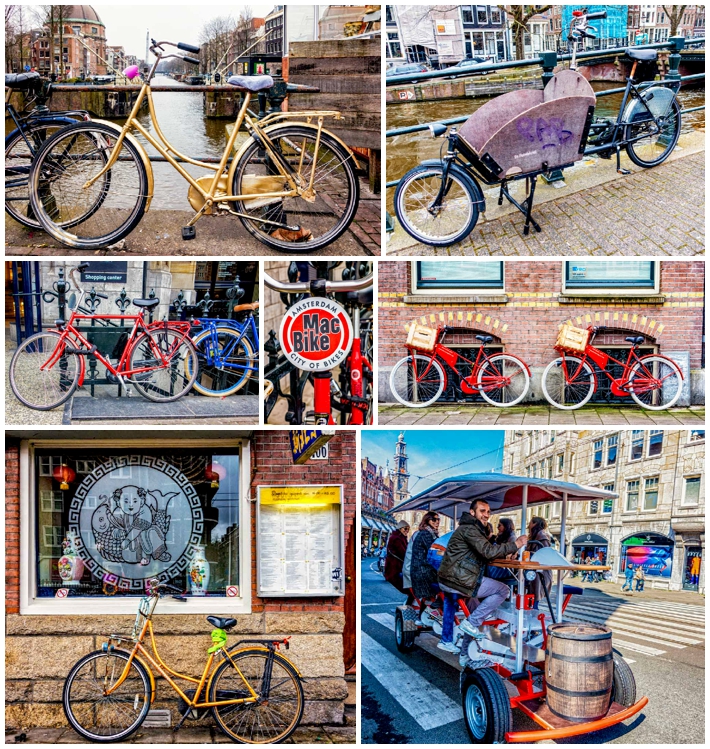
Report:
5,72,90,229
394,9,683,246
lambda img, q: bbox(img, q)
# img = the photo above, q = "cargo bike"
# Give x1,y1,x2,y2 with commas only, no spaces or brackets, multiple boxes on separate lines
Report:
390,474,648,743
394,9,683,246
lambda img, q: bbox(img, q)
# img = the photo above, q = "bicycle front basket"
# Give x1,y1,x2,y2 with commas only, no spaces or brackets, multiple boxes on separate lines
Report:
555,323,589,352
406,323,437,352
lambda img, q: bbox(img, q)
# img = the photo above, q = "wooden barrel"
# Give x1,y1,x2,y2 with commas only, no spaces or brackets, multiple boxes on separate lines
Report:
546,623,613,722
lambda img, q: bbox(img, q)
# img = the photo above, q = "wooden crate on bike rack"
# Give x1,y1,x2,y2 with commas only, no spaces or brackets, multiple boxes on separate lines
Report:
406,323,437,352
555,323,590,353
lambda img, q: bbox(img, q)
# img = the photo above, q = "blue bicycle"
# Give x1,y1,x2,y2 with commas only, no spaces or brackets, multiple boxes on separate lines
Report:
187,301,259,397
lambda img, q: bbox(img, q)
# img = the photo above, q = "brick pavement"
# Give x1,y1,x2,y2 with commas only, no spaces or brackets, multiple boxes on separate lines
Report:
387,151,704,257
378,404,705,426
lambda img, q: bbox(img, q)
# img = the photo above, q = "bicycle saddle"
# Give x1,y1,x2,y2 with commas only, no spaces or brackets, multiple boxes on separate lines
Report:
626,48,657,62
5,72,41,89
132,298,160,309
207,616,237,631
227,75,274,92
476,335,494,344
625,336,645,345
233,301,260,313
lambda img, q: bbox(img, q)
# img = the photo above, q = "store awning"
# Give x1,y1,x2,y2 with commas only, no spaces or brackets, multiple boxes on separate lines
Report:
361,516,375,529
572,533,608,546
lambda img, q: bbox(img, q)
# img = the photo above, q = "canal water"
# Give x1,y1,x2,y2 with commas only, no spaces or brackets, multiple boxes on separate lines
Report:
387,82,705,186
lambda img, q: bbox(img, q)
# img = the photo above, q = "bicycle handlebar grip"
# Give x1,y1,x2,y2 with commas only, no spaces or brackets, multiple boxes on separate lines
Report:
177,42,201,55
586,11,607,20
182,56,200,66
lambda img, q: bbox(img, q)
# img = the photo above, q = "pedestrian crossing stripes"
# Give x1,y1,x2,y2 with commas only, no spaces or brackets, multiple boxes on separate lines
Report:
361,630,463,731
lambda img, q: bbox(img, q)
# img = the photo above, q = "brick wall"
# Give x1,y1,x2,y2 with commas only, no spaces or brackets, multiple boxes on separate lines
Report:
6,439,20,615
378,260,705,403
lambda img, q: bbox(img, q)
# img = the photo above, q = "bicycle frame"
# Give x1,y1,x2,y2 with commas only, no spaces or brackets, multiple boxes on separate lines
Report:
194,317,259,374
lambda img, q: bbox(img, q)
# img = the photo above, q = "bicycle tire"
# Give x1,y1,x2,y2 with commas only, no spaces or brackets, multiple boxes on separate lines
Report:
476,354,530,407
625,98,681,168
63,649,152,742
233,125,359,253
9,331,80,410
210,648,304,744
128,330,198,403
541,355,595,410
28,121,149,249
629,354,683,410
394,163,480,247
389,354,445,407
5,117,78,228
188,326,256,397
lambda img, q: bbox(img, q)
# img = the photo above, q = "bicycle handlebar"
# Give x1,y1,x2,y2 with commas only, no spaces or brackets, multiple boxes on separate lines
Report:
177,41,201,55
586,11,607,20
263,271,373,294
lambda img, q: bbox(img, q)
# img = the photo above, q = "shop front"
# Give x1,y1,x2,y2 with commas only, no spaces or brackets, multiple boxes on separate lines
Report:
6,430,356,738
619,532,674,580
571,532,609,564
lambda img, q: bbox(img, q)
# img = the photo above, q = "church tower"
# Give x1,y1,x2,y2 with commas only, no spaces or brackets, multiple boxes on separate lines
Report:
392,431,410,506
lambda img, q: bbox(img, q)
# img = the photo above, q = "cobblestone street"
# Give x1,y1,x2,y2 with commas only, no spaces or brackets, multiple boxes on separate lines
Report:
387,149,705,257
378,403,706,426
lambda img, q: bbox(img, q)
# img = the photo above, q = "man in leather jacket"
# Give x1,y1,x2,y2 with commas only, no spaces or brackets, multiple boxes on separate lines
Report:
438,499,527,664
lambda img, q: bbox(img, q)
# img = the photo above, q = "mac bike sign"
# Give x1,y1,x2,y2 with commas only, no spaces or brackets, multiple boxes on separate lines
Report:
279,297,354,372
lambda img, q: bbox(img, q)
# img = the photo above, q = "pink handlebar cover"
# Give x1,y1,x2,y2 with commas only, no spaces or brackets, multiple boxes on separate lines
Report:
123,65,140,80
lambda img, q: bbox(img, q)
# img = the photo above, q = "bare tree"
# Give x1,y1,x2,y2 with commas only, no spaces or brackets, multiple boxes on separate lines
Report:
662,5,688,37
5,5,29,73
199,15,237,75
499,4,552,60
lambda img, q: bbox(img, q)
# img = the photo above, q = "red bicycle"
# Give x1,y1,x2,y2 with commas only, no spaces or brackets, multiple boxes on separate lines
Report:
9,263,198,410
542,324,683,410
389,324,530,408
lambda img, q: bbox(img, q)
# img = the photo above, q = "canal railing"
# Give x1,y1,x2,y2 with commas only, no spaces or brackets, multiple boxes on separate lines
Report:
386,38,705,189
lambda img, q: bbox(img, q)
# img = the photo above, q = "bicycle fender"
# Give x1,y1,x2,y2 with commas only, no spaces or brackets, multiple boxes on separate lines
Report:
623,85,677,124
89,119,154,211
5,116,78,148
418,159,486,212
639,353,684,379
226,122,361,190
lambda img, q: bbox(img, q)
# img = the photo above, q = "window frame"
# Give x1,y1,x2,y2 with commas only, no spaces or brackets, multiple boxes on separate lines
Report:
20,438,253,615
625,479,640,512
629,431,644,462
682,475,702,507
561,260,660,296
647,429,663,458
411,260,505,294
642,476,660,511
606,434,618,467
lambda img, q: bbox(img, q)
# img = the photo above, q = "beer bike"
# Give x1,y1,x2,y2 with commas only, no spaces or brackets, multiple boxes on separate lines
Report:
27,37,360,252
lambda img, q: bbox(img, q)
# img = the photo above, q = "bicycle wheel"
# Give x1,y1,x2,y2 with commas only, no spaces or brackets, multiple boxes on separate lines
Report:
394,164,480,247
541,355,595,410
625,98,681,168
210,648,304,744
189,326,256,397
476,354,529,407
629,355,683,410
29,121,149,249
128,330,198,403
233,125,359,253
389,354,445,407
5,118,78,228
63,649,151,742
9,331,79,410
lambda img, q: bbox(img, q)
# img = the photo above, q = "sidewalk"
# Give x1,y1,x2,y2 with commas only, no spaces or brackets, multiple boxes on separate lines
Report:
564,578,704,605
5,177,381,257
386,135,705,257
378,403,705,426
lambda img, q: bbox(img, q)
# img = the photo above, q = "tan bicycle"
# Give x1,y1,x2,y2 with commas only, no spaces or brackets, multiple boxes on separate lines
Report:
28,37,360,252
62,581,304,743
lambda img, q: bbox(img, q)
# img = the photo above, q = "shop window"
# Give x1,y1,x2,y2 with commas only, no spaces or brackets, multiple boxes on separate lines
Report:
606,434,618,466
556,453,564,475
563,261,657,292
648,430,663,457
689,429,705,443
593,440,603,469
626,480,639,511
25,444,250,613
643,477,659,510
414,261,504,290
630,431,644,461
602,484,614,514
682,476,701,506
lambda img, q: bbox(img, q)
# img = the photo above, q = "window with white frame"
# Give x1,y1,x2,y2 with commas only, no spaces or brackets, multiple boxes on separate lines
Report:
414,261,504,291
682,476,701,506
689,429,705,443
462,5,474,23
606,434,618,466
626,480,640,511
643,476,659,510
593,440,603,469
477,6,488,24
563,261,657,293
24,443,250,613
556,453,564,475
387,31,403,59
569,452,575,474
588,500,599,515
630,431,644,461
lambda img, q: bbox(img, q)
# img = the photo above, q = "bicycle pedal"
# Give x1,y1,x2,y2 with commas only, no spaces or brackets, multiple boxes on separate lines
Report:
182,226,196,240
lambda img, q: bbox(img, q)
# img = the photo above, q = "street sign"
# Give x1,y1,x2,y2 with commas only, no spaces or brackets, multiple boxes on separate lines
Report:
80,261,128,284
279,297,353,372
289,429,334,464
398,89,415,100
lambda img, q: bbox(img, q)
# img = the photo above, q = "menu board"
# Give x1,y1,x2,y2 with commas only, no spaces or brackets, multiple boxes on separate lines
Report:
257,485,344,597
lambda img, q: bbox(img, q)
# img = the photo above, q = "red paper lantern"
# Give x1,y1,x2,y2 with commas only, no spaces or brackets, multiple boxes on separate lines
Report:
205,462,226,489
53,464,76,490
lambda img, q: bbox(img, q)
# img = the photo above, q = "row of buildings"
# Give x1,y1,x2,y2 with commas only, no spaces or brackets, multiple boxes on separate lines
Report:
363,429,704,594
386,4,706,68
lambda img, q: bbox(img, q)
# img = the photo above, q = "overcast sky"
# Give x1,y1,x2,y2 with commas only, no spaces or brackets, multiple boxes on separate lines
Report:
361,430,505,497
92,4,276,58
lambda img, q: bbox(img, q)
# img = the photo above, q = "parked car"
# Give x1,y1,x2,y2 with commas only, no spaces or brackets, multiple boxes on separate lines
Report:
447,56,493,76
386,63,429,79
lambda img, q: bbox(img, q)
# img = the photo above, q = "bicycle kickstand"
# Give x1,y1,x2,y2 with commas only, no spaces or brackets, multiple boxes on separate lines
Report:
615,146,630,175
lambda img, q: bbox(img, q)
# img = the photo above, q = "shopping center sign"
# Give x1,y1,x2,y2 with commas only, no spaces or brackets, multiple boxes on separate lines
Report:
279,297,353,372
